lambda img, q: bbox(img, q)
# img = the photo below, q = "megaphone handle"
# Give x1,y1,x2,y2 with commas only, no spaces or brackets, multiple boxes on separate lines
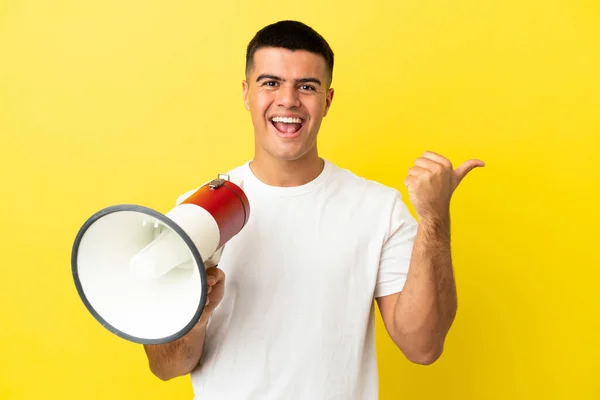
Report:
204,246,224,269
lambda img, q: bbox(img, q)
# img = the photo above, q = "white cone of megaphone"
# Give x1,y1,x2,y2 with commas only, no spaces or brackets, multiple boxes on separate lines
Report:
71,174,249,344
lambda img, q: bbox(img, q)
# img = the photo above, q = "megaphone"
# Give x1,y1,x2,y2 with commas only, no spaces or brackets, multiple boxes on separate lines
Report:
71,174,250,345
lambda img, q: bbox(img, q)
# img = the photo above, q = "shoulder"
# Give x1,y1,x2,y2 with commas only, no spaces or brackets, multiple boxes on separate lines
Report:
324,160,416,239
326,160,402,206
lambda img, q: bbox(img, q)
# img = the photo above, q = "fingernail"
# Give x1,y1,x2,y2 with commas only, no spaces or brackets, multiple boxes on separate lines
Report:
208,276,217,285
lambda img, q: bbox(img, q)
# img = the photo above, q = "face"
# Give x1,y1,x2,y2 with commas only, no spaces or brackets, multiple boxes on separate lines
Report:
242,47,334,163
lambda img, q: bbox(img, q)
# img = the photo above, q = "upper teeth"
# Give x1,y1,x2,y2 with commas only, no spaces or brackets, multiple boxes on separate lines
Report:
272,116,302,124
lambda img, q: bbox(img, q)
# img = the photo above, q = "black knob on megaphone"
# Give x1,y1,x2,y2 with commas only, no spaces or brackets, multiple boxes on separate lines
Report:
71,175,250,344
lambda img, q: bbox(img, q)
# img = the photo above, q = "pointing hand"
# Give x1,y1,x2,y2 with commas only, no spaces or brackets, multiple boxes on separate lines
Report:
404,151,485,222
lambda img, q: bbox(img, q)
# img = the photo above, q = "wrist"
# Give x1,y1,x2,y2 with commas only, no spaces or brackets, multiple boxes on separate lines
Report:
195,315,211,330
417,211,451,239
418,208,449,226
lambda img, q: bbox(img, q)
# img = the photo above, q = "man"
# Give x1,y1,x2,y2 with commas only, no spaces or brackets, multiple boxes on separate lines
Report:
144,20,484,399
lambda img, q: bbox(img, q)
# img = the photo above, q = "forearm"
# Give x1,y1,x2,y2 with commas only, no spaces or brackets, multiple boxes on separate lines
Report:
143,321,208,380
393,213,457,361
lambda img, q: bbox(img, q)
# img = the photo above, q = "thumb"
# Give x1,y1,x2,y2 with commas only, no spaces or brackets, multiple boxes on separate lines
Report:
454,159,485,185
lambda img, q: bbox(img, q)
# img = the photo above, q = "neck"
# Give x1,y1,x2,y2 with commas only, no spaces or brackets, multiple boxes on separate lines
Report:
249,152,324,187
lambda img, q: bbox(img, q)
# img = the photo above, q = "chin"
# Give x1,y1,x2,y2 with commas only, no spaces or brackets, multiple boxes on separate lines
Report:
271,150,306,162
254,122,318,162
260,143,310,162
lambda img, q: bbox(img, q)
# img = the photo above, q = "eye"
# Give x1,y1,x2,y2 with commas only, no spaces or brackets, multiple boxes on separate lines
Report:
299,84,316,91
264,81,278,87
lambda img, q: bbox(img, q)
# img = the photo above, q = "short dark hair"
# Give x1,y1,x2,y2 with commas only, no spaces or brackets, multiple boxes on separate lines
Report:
245,20,335,84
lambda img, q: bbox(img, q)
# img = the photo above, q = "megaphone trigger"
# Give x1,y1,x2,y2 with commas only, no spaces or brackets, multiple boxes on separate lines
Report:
204,246,224,269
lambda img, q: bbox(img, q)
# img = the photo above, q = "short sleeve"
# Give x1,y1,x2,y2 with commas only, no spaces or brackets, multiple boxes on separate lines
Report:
374,191,418,298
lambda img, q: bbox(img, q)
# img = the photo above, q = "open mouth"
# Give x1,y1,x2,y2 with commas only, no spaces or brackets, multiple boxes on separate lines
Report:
270,116,305,137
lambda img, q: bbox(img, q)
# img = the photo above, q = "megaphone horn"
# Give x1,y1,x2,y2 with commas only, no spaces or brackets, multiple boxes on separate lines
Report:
71,174,250,345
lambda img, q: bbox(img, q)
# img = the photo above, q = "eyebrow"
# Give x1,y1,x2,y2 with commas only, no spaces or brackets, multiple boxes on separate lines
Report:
256,74,322,86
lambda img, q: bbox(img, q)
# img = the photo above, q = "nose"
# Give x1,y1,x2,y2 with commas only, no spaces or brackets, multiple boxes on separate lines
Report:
276,85,300,108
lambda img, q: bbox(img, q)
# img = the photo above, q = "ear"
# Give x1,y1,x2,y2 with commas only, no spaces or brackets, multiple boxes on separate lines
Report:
242,80,250,110
323,87,335,117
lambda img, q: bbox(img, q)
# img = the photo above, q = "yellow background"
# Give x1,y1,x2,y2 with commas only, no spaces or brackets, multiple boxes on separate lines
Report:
1,0,598,399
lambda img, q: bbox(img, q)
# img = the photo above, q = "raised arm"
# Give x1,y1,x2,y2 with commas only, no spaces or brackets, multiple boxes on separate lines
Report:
377,151,484,364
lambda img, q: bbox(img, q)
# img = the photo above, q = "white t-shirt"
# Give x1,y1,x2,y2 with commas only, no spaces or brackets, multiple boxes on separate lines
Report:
183,158,418,400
